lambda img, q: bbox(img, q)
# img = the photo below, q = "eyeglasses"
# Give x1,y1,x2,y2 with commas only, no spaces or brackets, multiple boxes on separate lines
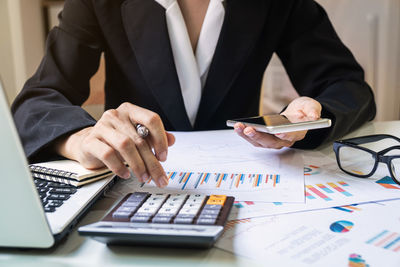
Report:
333,134,400,185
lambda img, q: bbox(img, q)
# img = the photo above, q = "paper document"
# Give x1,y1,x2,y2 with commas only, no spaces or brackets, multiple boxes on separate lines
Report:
118,130,305,202
230,152,400,219
216,199,400,267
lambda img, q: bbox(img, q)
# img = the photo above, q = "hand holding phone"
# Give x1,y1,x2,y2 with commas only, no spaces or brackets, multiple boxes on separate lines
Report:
227,97,330,149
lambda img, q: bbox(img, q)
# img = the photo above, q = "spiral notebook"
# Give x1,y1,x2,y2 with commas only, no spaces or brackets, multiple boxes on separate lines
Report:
29,160,113,187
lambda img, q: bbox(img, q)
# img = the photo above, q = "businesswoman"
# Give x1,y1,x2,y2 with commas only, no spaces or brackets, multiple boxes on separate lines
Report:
12,0,375,188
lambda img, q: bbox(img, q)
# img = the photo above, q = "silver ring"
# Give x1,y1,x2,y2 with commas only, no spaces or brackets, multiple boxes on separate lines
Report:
136,124,149,138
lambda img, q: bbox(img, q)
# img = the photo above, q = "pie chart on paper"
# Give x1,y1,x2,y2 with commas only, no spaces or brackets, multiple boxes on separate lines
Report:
329,220,354,233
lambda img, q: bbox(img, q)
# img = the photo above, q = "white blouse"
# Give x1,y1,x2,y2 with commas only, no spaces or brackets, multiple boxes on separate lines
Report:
154,0,225,126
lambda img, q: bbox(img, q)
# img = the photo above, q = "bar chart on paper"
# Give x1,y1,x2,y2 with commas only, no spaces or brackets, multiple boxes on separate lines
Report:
134,130,306,202
228,160,400,219
134,171,293,202
366,230,400,253
163,172,281,190
305,181,352,201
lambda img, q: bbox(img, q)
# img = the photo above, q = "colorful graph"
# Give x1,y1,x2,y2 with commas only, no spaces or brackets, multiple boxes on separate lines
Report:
327,182,353,196
305,182,352,201
366,230,400,252
304,165,321,175
333,204,361,213
306,185,332,201
147,172,281,191
376,176,400,189
233,201,255,208
348,254,369,267
329,220,354,233
305,190,316,200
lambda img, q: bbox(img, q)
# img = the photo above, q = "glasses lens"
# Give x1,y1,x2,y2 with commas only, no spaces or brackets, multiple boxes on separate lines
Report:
338,146,375,176
390,158,400,183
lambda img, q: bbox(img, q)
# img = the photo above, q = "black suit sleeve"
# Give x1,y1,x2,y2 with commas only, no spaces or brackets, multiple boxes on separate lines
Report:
11,0,104,162
276,0,376,149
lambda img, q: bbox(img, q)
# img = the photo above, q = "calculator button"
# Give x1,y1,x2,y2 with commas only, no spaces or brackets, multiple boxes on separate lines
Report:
130,215,151,223
127,192,148,202
206,195,227,205
121,202,140,208
141,201,163,209
174,217,194,224
188,194,206,199
178,208,200,216
182,203,202,209
197,214,218,220
112,211,133,219
169,194,188,199
148,194,168,202
199,209,220,216
115,206,135,213
152,215,173,224
126,197,145,203
136,206,158,213
203,204,222,211
162,202,182,208
185,198,205,205
196,218,217,225
175,214,196,219
157,207,179,215
165,198,186,205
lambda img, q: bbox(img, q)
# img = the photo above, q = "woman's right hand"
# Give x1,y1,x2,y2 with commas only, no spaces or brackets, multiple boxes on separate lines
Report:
55,102,175,188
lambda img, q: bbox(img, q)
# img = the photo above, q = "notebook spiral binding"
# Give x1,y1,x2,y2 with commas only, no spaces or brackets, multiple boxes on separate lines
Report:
29,165,78,185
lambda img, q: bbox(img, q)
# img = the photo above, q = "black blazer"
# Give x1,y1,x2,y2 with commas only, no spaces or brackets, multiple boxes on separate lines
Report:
12,0,376,162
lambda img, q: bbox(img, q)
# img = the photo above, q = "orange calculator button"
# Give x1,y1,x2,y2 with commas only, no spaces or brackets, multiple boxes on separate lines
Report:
206,195,227,205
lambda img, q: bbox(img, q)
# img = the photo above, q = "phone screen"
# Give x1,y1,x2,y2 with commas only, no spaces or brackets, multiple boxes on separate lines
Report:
236,115,292,126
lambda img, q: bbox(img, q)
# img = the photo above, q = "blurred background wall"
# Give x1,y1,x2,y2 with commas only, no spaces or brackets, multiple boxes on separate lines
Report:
1,0,399,121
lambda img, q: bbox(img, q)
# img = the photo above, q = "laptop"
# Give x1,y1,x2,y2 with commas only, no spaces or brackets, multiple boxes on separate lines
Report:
0,79,116,248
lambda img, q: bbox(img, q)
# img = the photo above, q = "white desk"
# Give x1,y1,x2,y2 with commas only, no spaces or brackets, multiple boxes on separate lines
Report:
1,121,399,266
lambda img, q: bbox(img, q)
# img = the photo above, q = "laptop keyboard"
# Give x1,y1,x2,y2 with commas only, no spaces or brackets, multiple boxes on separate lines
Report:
34,178,78,213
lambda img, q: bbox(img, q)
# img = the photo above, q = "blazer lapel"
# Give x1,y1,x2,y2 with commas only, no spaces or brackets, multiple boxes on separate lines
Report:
121,0,192,130
195,0,270,128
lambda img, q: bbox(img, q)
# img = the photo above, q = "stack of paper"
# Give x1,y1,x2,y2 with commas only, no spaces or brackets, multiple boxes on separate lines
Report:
121,130,400,266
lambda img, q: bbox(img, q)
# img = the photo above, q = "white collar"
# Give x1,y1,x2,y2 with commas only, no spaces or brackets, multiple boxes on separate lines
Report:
154,0,225,126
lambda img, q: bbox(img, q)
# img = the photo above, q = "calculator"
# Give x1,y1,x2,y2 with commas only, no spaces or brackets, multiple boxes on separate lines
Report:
78,192,234,248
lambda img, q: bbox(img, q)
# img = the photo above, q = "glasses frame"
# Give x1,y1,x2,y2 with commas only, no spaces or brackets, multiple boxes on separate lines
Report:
333,134,400,186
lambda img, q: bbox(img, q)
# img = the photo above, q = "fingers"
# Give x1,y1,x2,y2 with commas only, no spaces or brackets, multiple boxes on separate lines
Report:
166,132,176,147
73,105,171,188
283,96,322,121
119,103,169,162
244,127,295,149
102,107,169,188
234,123,294,149
302,99,321,120
132,134,169,188
83,137,131,179
234,123,262,147
275,131,307,143
95,121,149,182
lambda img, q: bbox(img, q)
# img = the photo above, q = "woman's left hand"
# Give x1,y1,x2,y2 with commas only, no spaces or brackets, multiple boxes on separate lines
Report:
234,96,322,149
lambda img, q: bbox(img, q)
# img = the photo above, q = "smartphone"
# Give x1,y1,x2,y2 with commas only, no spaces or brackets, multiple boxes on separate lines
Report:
226,115,331,134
